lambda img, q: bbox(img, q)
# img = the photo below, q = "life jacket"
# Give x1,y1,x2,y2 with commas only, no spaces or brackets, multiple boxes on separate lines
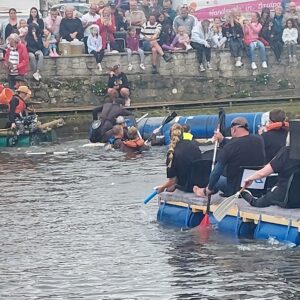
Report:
10,95,27,115
266,121,289,131
123,138,145,148
183,132,193,140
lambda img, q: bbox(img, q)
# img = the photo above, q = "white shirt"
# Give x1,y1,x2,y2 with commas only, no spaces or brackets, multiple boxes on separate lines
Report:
81,13,100,37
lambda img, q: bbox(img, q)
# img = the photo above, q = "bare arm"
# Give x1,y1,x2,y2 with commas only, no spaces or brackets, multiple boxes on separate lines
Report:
244,164,274,187
157,177,177,193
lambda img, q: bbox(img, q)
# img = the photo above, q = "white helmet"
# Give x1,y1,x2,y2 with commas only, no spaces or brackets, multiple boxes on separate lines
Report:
116,116,125,124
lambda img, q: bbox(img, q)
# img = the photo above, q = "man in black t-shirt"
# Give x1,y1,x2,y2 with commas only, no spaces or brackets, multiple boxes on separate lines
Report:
107,65,131,107
194,117,265,197
242,146,300,208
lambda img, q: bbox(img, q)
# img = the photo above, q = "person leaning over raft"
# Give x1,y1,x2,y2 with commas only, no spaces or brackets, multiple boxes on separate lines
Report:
242,143,300,208
193,117,265,197
260,108,289,163
157,123,202,193
6,86,32,129
121,127,149,153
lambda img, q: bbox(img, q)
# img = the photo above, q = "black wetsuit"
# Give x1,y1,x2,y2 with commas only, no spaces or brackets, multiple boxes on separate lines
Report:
250,146,300,208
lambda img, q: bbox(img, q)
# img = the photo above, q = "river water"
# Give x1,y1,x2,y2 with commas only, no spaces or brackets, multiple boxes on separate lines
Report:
1,139,300,300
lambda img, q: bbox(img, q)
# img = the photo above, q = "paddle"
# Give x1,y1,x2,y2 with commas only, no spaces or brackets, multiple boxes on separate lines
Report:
200,108,225,227
213,187,246,222
143,188,158,204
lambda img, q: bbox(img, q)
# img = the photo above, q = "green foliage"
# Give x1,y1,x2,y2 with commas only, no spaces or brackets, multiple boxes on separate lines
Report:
90,81,107,96
277,79,290,89
232,90,252,98
254,73,270,85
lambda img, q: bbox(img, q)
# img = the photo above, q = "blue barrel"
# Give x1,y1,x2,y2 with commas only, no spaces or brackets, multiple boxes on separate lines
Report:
138,112,264,145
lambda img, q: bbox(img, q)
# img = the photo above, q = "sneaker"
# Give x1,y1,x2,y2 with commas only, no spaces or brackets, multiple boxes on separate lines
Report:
207,62,213,70
162,52,173,62
128,63,133,71
289,55,293,63
111,50,119,54
125,97,131,107
293,55,298,64
49,52,55,58
251,62,257,70
33,72,40,81
241,189,255,205
235,60,242,67
186,44,193,51
98,63,102,72
139,63,145,70
262,61,268,68
152,65,158,74
199,64,205,72
54,52,60,57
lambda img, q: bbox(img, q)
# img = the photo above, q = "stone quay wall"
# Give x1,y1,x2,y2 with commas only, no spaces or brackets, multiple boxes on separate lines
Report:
0,47,300,107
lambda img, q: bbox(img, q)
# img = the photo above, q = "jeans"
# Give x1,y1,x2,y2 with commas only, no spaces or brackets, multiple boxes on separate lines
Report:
7,74,17,90
126,48,145,64
90,49,105,63
29,50,44,72
228,38,243,58
269,38,283,60
213,176,234,196
190,41,211,65
286,42,296,56
248,40,267,63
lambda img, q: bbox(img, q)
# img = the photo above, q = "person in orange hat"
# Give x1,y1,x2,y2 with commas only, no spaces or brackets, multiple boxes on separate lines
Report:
7,85,32,129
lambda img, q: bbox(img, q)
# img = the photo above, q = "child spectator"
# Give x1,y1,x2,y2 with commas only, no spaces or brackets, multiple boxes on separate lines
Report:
211,17,227,48
18,19,28,44
243,12,268,70
282,18,298,64
26,23,44,81
43,29,59,57
190,19,213,72
87,25,104,71
222,12,244,67
170,26,192,50
126,26,145,71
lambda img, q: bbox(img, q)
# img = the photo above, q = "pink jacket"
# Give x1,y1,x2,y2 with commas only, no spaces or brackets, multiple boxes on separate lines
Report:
243,22,262,45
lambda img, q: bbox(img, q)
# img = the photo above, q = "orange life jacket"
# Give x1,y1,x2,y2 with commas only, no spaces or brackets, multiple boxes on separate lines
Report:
266,121,289,131
9,95,27,115
123,138,145,148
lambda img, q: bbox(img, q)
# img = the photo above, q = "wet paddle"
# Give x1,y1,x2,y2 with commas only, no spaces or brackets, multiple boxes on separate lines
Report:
200,109,225,227
213,187,246,222
143,188,158,204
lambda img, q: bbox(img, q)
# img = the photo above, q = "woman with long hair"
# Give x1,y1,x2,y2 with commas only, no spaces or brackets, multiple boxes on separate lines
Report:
2,8,18,41
27,7,44,34
157,123,202,193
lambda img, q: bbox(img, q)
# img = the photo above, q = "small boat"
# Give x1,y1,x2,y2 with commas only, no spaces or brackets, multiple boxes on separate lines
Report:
0,115,65,147
157,190,300,246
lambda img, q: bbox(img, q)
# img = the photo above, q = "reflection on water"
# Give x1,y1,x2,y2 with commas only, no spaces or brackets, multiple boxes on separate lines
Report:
0,140,300,299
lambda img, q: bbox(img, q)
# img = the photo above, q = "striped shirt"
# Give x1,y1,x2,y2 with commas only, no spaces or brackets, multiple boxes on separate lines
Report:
8,49,19,75
141,21,161,41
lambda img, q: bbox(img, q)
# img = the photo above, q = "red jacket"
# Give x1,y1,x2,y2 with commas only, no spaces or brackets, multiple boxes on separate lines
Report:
96,18,116,49
4,42,29,76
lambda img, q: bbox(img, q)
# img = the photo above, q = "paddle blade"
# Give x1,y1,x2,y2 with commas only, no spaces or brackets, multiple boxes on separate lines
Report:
213,193,239,222
200,213,210,227
162,111,177,126
143,190,158,204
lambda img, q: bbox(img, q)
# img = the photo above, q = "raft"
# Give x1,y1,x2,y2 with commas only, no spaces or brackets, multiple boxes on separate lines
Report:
157,190,300,246
138,112,264,144
0,118,65,147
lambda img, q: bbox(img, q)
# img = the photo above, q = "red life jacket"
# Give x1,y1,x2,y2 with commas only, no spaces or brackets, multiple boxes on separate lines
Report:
266,121,289,131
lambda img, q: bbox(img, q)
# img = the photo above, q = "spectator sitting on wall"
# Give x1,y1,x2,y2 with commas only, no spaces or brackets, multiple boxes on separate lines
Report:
231,8,246,27
282,18,298,64
27,7,44,35
162,0,177,22
116,9,129,31
141,14,173,74
1,8,18,42
191,19,213,72
159,22,176,51
126,26,146,71
222,11,244,67
270,6,284,62
173,5,195,36
149,0,163,16
26,23,44,81
4,34,29,90
43,29,59,57
107,65,131,106
59,6,84,42
125,0,146,31
243,12,268,70
211,17,226,48
170,26,191,51
81,4,100,53
87,25,104,71
44,7,62,42
283,1,300,43
96,7,118,52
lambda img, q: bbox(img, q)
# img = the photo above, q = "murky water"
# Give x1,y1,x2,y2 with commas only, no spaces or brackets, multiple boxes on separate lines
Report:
1,139,300,300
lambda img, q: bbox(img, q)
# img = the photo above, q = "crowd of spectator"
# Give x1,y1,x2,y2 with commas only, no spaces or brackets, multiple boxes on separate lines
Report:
1,0,300,85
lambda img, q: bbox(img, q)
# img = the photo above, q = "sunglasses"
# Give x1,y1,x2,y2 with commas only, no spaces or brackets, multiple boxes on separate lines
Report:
231,122,248,129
